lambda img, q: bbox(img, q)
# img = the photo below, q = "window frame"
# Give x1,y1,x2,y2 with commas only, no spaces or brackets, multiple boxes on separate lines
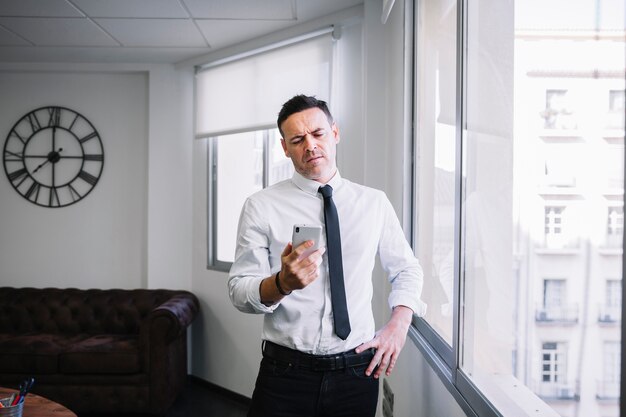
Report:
407,1,626,417
207,127,282,271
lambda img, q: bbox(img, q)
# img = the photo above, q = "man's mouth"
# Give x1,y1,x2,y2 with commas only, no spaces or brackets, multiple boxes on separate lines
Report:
306,155,324,163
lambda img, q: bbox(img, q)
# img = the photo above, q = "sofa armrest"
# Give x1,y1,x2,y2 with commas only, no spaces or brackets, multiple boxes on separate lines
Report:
143,291,199,343
148,292,200,343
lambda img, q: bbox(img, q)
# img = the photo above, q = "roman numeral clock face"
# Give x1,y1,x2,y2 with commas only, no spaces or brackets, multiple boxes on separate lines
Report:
3,106,104,208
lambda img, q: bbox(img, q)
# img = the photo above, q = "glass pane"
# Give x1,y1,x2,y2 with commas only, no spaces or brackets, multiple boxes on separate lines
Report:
215,131,264,263
460,1,624,416
268,128,294,185
414,0,457,346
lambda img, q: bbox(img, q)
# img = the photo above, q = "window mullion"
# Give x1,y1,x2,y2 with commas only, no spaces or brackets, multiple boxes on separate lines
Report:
452,0,468,384
263,131,270,188
208,138,218,267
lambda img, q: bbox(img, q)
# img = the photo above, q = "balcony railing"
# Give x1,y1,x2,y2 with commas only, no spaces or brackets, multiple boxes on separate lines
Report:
535,304,579,323
533,380,580,400
542,234,581,250
598,304,621,324
596,380,620,401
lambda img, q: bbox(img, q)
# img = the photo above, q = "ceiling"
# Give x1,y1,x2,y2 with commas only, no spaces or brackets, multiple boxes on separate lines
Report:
0,0,362,64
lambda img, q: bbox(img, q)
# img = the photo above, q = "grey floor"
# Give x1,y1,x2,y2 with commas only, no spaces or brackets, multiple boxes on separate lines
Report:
166,378,249,417
79,378,249,417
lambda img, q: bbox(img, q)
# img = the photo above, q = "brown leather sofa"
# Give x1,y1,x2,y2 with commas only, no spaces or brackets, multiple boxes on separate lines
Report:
0,287,199,415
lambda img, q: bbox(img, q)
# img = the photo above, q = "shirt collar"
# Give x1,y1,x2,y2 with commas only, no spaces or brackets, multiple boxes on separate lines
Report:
291,170,343,196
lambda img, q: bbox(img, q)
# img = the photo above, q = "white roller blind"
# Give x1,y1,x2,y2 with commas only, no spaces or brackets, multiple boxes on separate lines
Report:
195,33,333,138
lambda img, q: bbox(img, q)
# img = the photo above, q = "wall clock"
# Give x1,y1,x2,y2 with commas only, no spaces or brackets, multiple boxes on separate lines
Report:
2,106,104,208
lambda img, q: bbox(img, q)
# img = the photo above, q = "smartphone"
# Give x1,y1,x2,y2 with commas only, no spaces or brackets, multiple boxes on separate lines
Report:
292,224,323,259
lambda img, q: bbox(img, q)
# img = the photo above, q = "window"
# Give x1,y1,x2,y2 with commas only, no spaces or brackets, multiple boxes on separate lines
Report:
607,206,624,247
537,279,577,323
413,0,457,357
208,129,293,267
600,279,622,323
599,341,621,400
410,0,624,416
542,90,576,130
545,206,564,235
607,90,625,129
538,342,575,399
194,31,334,270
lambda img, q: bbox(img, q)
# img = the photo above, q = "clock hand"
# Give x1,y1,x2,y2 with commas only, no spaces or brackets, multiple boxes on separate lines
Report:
32,147,63,173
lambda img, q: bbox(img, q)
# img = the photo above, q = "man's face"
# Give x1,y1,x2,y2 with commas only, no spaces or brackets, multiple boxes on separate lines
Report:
280,108,340,184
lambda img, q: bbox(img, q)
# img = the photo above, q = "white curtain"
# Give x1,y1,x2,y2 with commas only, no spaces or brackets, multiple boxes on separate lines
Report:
195,33,333,138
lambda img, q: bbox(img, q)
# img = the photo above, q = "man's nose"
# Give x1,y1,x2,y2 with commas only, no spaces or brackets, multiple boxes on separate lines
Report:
303,135,317,151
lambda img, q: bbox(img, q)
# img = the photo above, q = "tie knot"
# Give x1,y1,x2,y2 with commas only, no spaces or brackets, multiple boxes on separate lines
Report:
319,185,333,198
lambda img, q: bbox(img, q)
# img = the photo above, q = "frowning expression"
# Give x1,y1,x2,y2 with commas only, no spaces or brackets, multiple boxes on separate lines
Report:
280,108,340,184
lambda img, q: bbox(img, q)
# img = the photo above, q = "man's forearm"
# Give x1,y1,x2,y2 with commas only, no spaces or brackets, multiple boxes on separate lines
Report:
260,272,289,306
389,305,414,331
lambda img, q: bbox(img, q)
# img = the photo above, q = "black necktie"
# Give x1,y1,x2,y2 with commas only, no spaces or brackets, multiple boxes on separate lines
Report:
319,185,351,340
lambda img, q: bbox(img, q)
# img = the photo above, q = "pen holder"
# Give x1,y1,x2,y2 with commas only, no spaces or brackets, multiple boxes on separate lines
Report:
0,400,23,417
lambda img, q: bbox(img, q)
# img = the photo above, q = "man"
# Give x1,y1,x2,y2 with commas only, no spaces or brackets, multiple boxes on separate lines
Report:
229,95,426,417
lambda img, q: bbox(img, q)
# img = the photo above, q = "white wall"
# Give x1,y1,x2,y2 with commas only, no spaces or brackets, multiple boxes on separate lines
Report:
0,64,193,291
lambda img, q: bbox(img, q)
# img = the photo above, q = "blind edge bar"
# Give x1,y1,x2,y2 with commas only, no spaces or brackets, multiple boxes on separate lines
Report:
196,123,278,140
196,26,336,73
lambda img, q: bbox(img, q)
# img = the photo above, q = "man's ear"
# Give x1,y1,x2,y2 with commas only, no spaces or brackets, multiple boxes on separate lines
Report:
281,138,290,157
332,122,340,144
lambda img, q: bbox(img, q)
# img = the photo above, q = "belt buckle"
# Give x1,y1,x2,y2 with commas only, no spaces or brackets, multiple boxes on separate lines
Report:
312,355,342,371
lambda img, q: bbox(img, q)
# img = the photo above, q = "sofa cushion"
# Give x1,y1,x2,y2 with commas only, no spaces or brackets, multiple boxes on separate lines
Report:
59,334,141,374
0,333,84,374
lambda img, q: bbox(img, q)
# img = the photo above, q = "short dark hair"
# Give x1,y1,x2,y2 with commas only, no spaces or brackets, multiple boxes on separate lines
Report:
277,95,334,137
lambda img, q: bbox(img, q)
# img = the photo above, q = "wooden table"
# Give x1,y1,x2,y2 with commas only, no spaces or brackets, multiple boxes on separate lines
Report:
0,388,76,417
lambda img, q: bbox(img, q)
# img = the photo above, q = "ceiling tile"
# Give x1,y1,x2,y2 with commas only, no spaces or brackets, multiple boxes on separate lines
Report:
0,17,118,46
183,0,296,20
0,25,31,46
295,0,364,20
95,18,207,47
0,0,83,17
196,19,293,50
72,0,189,18
0,45,211,63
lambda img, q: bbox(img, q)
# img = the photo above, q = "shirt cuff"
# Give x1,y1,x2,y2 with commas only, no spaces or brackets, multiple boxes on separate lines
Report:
246,275,280,314
388,293,427,317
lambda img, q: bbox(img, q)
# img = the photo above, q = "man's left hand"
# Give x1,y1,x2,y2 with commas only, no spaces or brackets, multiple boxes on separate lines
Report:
355,305,414,379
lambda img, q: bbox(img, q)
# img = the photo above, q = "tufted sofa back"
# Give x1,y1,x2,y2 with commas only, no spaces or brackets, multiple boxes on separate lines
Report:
0,287,189,335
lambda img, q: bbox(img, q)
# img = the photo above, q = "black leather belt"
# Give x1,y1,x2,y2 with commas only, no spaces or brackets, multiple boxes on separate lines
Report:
262,341,375,372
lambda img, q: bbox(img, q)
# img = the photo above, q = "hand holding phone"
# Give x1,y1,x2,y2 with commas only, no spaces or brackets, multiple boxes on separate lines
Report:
292,224,323,259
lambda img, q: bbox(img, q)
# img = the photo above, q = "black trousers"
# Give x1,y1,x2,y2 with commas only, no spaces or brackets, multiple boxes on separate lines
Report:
247,343,379,417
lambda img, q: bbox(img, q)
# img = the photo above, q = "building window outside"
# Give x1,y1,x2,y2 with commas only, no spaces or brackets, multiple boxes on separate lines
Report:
607,206,624,247
542,90,576,130
599,279,622,323
537,279,577,322
541,342,567,383
545,206,564,235
599,341,621,400
607,90,625,129
537,342,576,400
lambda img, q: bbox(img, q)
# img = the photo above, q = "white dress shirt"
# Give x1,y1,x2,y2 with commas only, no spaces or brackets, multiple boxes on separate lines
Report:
228,170,426,355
